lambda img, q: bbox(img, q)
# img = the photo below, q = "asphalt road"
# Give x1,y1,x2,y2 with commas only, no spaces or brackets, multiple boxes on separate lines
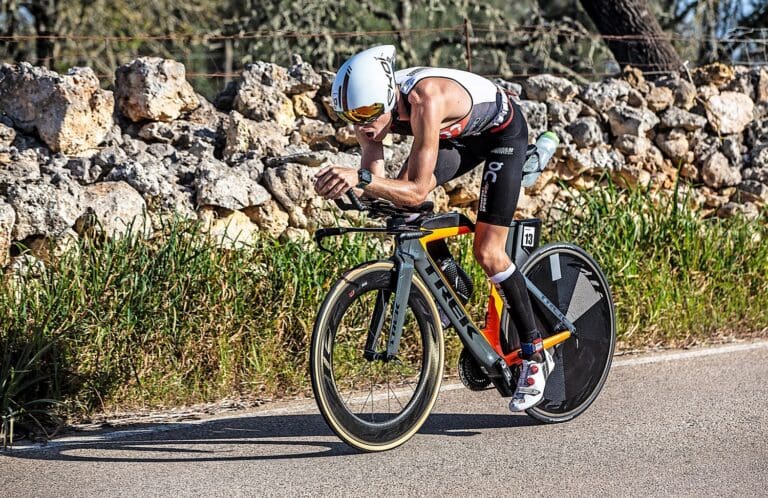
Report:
2,341,767,497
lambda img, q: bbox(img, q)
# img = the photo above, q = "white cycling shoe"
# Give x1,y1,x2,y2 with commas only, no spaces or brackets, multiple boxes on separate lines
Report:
509,349,555,412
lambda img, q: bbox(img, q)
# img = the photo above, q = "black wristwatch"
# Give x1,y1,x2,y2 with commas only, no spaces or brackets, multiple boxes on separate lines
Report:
357,168,372,189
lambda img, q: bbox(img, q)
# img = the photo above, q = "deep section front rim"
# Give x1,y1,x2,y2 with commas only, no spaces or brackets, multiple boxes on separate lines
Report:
310,261,444,451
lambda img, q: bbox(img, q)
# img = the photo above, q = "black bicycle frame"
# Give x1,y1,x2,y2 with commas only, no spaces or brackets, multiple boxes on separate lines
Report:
364,230,577,395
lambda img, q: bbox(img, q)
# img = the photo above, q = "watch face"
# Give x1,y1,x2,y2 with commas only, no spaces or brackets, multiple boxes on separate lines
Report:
358,169,372,186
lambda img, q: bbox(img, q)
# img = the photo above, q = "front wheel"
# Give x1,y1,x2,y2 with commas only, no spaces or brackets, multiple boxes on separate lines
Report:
521,243,616,423
310,260,444,452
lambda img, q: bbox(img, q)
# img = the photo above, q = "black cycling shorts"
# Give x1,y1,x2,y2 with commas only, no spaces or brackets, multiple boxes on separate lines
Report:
429,99,528,227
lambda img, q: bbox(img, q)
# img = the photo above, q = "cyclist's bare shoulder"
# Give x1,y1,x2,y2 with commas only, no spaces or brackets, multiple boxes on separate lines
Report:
407,77,470,124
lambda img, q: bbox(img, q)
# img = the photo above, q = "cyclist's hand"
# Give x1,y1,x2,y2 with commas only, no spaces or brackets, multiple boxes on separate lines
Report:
314,166,358,200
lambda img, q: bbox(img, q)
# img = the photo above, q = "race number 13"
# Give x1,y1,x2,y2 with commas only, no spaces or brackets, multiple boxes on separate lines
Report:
522,226,536,248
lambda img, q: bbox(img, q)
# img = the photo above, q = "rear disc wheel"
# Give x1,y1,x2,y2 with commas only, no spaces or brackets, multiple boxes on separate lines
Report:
520,243,616,423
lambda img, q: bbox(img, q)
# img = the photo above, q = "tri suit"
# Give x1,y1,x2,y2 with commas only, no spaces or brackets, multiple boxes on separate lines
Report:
390,67,529,227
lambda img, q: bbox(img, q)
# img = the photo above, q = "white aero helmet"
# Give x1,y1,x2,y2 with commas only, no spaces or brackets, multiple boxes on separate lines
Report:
331,45,397,124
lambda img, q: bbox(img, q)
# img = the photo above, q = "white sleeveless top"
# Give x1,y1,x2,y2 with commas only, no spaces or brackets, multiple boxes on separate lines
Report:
393,67,510,138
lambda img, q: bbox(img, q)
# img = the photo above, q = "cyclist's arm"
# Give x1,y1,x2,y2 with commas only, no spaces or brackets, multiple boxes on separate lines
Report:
356,87,442,206
356,127,386,177
315,83,448,206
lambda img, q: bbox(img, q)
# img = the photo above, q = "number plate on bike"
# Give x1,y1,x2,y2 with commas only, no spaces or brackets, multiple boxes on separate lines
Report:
523,226,536,248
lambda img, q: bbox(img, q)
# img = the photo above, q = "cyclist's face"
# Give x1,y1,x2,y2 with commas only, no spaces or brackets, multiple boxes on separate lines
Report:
357,111,392,142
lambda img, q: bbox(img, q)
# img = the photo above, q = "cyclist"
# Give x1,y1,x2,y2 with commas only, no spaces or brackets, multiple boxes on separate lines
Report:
314,45,553,412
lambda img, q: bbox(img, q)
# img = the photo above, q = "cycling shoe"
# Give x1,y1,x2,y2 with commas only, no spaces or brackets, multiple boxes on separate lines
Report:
509,349,554,412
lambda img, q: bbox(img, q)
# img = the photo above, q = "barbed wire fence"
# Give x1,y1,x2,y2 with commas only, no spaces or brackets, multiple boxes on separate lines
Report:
2,23,767,98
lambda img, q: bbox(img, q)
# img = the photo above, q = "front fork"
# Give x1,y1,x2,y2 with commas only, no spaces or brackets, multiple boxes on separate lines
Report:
363,246,416,362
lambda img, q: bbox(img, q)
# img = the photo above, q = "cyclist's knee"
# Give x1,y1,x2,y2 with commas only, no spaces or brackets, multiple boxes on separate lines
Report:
472,242,512,276
473,223,512,274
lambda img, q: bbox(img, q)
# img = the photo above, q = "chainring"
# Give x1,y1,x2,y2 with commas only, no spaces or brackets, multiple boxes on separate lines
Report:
458,348,492,391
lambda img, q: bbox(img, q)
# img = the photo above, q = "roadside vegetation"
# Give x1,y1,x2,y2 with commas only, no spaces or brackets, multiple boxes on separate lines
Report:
2,184,767,446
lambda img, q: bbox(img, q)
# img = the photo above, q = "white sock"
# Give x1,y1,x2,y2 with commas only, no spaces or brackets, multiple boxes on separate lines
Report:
490,262,516,284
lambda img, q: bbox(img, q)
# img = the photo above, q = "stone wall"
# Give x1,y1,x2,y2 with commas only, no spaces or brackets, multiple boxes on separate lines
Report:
0,56,766,268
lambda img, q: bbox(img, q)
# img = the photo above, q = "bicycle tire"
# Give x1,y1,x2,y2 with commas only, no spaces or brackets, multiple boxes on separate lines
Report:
521,243,616,423
310,260,444,452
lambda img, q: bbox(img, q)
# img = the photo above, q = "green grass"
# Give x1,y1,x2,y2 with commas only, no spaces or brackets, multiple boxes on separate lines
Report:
0,220,391,443
544,182,768,346
1,186,767,445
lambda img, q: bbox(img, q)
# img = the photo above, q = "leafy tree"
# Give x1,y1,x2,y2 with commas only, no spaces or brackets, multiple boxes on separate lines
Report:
1,1,219,72
1,0,766,97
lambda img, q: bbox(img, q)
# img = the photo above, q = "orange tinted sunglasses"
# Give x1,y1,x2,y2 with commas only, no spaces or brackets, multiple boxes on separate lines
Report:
337,103,386,124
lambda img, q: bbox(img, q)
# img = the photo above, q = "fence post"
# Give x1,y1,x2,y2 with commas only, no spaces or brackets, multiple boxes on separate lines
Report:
464,18,472,72
224,39,233,86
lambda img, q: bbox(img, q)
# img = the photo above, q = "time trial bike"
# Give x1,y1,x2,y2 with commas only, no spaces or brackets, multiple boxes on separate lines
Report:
310,188,615,453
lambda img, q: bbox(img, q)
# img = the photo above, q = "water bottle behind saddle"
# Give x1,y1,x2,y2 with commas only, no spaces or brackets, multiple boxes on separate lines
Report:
521,131,559,188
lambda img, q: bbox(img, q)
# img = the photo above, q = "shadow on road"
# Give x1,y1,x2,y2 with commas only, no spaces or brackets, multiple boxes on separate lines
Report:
2,412,539,462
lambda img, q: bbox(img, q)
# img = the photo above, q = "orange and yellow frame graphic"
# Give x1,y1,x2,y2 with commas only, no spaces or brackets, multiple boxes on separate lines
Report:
419,226,570,367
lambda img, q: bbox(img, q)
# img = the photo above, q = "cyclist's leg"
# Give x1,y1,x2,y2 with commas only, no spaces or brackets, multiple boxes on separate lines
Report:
470,102,544,360
470,102,554,410
474,223,540,347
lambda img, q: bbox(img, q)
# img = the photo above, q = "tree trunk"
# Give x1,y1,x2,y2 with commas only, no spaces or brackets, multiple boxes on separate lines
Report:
27,0,58,68
579,0,682,73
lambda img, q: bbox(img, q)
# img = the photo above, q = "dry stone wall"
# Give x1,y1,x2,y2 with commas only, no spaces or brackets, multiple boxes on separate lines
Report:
0,56,767,268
